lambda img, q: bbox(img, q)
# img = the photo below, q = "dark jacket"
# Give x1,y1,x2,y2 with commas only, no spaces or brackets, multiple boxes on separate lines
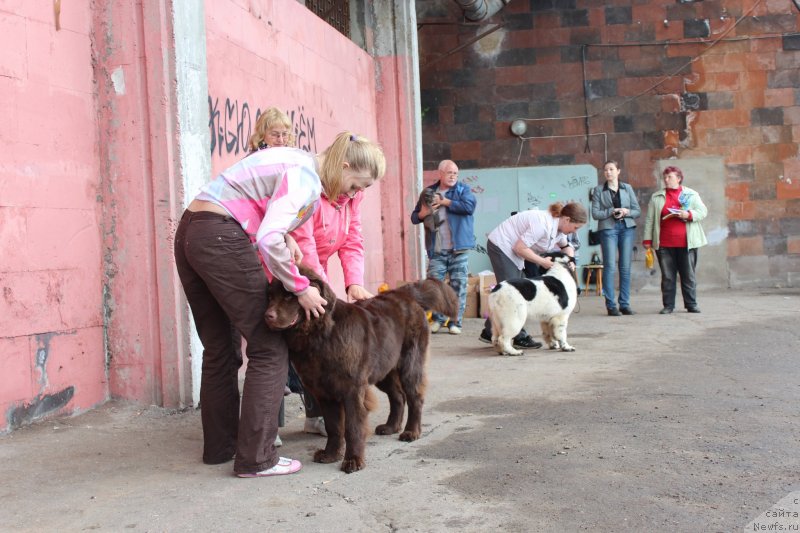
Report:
411,180,477,256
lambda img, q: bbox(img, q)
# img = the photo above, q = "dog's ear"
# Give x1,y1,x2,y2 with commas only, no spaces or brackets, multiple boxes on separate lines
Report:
297,263,337,314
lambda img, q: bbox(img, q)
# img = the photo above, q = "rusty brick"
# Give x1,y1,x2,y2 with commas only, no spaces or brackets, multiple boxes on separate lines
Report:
613,115,634,133
422,143,452,167
730,219,761,239
738,14,796,34
777,179,800,200
708,72,741,92
736,236,765,256
727,182,751,202
760,125,794,144
768,69,800,89
684,18,710,38
751,107,784,126
754,162,785,183
538,154,576,165
706,92,735,110
503,13,534,30
605,6,632,24
453,158,478,169
454,104,479,125
750,182,777,200
561,9,589,27
496,48,537,67
783,34,800,51
569,27,602,45
451,141,481,161
763,235,788,256
727,163,756,182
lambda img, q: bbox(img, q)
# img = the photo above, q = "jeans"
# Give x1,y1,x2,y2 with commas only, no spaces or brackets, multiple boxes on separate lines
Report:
427,249,469,327
599,221,635,310
656,247,698,310
174,210,287,474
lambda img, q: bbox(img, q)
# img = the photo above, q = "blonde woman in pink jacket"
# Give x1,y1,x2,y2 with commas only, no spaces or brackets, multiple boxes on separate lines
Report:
289,182,373,436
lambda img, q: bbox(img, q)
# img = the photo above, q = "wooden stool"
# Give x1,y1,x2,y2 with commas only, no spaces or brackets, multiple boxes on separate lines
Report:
582,264,603,296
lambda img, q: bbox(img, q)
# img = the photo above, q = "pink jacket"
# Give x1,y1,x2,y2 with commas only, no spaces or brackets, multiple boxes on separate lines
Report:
195,147,321,294
291,191,365,289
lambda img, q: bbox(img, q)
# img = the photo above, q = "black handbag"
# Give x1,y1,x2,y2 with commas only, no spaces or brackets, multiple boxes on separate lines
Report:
588,229,600,246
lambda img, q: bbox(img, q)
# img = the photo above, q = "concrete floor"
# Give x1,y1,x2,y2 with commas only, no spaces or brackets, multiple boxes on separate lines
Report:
2,287,799,532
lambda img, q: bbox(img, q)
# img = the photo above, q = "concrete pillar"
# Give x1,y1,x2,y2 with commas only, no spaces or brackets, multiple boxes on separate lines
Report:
93,0,193,407
371,1,426,285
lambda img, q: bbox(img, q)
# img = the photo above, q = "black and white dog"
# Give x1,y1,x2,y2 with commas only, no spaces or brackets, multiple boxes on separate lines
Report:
488,253,578,356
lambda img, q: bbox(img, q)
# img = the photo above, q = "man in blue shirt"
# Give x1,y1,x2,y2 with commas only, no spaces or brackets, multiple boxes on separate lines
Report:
411,160,477,334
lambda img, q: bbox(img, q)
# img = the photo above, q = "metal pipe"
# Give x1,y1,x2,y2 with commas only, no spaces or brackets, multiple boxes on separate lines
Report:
452,0,510,22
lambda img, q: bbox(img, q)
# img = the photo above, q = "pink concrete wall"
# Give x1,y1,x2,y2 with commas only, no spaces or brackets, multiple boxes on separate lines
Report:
0,4,106,430
204,0,386,295
0,1,420,431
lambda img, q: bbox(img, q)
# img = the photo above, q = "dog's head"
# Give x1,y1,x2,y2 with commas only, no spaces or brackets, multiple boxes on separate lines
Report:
264,265,337,333
544,251,576,266
544,252,578,281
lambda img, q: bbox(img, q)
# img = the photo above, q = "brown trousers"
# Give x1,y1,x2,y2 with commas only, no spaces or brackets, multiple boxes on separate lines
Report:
174,210,287,474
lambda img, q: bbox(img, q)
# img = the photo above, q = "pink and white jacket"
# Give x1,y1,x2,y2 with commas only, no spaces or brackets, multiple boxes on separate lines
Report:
195,147,321,294
291,191,365,289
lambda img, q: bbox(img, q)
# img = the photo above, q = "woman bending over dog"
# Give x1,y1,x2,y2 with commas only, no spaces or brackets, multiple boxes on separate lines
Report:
174,130,385,478
478,202,587,350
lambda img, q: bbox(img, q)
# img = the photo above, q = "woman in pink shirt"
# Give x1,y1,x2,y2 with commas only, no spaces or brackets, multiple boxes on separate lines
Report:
174,131,385,478
289,169,373,436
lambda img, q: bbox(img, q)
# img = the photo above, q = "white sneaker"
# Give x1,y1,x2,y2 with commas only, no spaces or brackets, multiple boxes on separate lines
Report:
429,321,442,334
237,457,302,477
274,434,282,447
448,324,461,335
304,416,327,437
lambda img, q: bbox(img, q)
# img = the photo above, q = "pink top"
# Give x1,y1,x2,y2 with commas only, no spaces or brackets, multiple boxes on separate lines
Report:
291,191,365,288
195,147,321,294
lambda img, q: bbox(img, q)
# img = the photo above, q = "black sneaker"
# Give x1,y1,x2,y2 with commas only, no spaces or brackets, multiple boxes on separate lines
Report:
659,307,674,314
687,307,701,313
620,307,635,315
478,330,492,344
607,308,622,316
512,336,543,349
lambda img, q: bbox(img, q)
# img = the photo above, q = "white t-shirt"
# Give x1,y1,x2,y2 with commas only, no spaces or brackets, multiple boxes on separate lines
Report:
488,209,568,269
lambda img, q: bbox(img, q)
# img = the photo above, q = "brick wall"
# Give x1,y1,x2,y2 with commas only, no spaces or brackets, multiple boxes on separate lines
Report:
417,0,800,287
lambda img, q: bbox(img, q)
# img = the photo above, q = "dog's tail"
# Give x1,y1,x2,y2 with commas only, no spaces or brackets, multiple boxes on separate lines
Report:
364,387,378,413
395,278,459,318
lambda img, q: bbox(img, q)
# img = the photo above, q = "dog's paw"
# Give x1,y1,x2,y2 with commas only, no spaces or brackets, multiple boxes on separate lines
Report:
399,430,420,441
340,457,366,473
375,423,400,435
560,344,575,352
313,449,342,463
549,342,560,350
503,349,524,356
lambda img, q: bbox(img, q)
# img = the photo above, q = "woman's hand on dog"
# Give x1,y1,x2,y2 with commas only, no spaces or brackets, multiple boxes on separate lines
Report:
346,284,373,301
298,286,327,320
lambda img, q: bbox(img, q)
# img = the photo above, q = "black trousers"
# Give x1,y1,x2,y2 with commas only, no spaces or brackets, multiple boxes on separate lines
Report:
656,247,698,310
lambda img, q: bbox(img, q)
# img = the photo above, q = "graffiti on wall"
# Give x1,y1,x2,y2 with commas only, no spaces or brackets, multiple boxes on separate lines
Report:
208,94,318,156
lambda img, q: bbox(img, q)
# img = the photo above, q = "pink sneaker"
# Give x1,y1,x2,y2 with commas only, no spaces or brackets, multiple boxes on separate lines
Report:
237,457,302,478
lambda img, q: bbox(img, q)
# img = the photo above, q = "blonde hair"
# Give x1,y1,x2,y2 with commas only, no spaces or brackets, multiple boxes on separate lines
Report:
247,107,294,152
548,201,588,224
318,131,386,198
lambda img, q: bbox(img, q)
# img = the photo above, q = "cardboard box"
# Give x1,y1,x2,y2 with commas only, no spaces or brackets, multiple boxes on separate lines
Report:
463,275,479,318
478,272,497,319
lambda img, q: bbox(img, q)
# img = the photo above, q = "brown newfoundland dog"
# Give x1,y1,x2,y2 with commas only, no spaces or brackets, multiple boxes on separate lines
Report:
264,268,457,473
